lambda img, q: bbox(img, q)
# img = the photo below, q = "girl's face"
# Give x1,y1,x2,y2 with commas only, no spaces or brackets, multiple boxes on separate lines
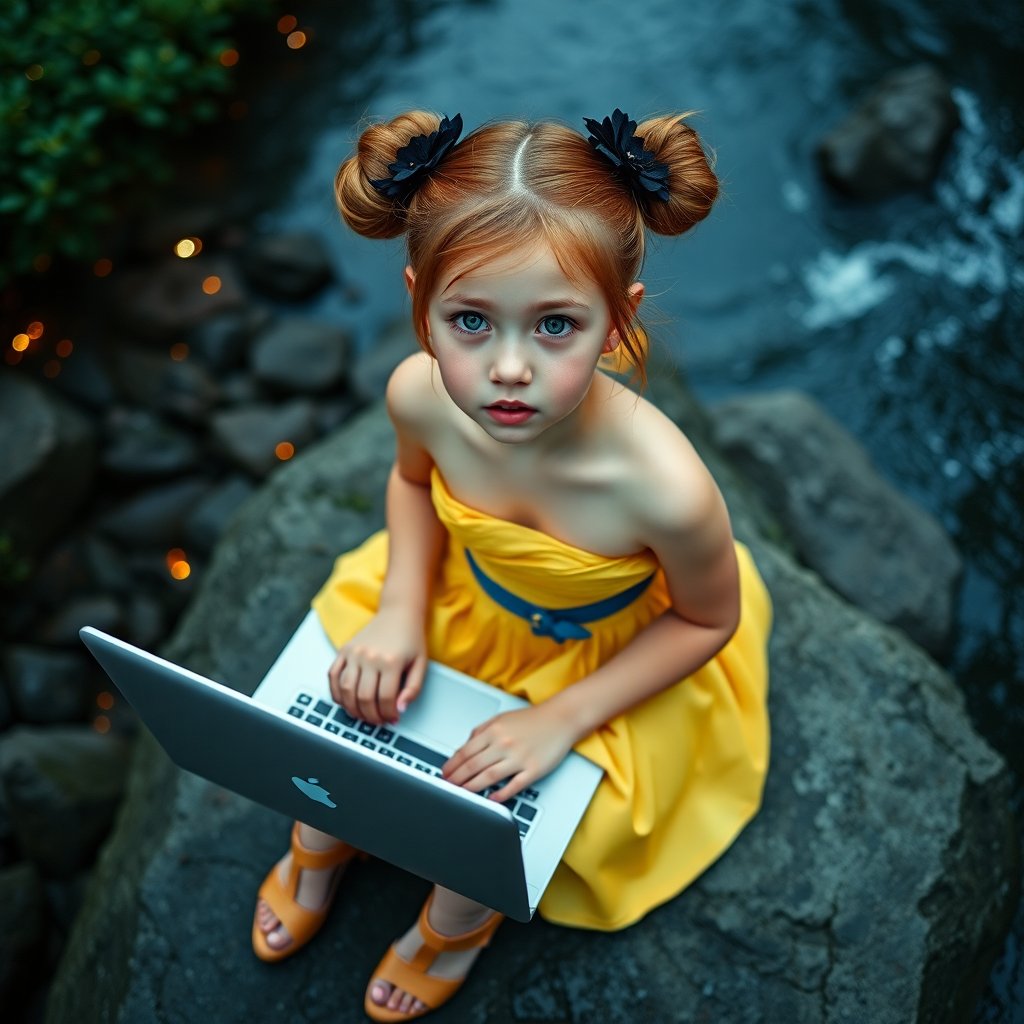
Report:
411,240,642,448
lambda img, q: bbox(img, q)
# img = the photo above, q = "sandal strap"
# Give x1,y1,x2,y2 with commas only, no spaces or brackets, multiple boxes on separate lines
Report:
289,821,360,871
371,943,463,1010
415,890,504,956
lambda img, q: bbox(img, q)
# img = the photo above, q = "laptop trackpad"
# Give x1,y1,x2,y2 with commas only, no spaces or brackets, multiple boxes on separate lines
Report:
398,675,503,749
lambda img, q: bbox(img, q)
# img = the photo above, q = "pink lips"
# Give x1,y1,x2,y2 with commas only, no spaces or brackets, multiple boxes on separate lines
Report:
485,401,536,426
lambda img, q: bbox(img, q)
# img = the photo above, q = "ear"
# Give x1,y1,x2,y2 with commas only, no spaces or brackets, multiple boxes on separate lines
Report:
603,281,646,352
404,265,416,296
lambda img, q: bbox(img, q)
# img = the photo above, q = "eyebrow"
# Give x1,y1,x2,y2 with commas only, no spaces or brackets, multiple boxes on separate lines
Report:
439,294,590,313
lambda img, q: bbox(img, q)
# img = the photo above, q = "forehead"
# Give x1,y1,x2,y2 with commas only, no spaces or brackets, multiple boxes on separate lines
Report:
436,239,599,301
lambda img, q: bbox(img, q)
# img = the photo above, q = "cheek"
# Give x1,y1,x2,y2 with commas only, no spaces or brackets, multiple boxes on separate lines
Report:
546,350,598,405
436,350,479,398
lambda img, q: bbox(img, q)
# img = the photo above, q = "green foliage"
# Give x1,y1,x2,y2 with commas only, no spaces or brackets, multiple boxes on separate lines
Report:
0,0,267,281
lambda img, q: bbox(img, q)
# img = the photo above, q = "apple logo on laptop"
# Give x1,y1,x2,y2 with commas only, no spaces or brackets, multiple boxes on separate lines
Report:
291,776,336,808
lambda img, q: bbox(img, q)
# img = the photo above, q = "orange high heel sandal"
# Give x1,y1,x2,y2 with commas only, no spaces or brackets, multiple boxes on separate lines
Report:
364,890,504,1021
251,821,365,962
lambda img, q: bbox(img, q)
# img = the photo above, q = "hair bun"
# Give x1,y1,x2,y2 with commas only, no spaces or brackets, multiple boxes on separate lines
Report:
632,113,719,236
334,111,443,239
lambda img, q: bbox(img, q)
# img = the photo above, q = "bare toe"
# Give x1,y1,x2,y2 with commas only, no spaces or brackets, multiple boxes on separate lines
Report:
370,981,392,1006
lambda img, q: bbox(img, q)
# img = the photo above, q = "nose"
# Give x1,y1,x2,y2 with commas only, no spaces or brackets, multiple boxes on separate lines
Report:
489,336,532,386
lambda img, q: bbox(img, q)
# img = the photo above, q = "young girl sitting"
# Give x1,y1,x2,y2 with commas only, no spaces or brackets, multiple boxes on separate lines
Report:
252,108,772,1021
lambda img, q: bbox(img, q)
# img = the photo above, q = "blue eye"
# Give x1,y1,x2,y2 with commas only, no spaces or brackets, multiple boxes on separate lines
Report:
539,316,573,337
451,312,489,334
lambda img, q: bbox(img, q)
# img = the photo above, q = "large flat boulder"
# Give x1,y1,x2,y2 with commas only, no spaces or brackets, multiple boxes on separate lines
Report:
47,382,1015,1024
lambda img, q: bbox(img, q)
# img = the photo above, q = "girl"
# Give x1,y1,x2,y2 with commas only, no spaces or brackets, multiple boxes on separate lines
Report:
252,108,772,1021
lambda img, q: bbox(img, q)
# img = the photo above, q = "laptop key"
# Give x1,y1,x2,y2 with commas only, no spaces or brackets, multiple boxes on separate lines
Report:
333,708,355,726
503,799,517,812
375,727,395,743
522,787,540,802
314,700,332,716
343,730,359,742
517,821,530,836
392,736,447,769
287,706,305,718
517,803,537,822
380,748,395,758
397,756,412,766
296,693,313,706
360,739,376,751
357,722,375,735
325,723,341,735
415,763,431,773
305,714,323,726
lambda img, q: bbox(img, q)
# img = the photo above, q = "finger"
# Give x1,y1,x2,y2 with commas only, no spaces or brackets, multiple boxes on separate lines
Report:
355,670,383,724
442,733,491,779
397,654,427,713
327,653,347,705
461,759,518,794
489,770,531,804
337,660,362,718
377,661,403,724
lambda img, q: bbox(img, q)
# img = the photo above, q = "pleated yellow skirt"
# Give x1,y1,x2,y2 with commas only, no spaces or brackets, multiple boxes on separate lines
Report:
312,468,771,931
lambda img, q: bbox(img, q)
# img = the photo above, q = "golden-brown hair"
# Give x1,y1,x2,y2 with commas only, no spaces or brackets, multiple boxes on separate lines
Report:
335,111,719,386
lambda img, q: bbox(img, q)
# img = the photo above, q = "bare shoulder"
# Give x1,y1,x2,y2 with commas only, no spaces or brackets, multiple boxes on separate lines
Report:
609,389,729,548
385,352,441,431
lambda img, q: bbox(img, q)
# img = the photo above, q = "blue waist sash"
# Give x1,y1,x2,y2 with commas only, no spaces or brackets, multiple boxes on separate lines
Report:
464,548,655,643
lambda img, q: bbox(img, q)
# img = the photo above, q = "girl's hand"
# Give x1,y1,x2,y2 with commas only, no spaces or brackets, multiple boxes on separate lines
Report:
327,604,427,725
441,703,576,803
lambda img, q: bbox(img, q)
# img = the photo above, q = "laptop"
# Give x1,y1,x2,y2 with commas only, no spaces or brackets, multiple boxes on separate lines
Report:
79,610,603,922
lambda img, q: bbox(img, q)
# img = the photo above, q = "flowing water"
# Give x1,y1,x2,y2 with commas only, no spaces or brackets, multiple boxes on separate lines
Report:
224,0,1024,1015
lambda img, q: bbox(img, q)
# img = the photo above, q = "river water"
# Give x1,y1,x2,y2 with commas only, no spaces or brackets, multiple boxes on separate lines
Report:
224,0,1024,1016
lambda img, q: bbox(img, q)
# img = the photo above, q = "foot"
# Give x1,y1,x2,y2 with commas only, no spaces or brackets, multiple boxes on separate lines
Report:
367,887,497,1016
253,824,351,952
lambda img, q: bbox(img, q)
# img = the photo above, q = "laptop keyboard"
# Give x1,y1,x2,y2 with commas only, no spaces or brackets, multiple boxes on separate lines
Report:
288,692,541,839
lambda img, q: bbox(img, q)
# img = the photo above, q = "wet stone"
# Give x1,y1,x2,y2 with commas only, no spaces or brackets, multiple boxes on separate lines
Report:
187,307,272,372
183,476,256,553
210,400,318,477
123,593,168,650
33,594,124,648
350,317,420,404
240,230,334,300
816,63,959,199
49,338,118,412
2,646,93,725
0,725,132,878
101,408,202,479
96,476,213,548
250,318,351,394
113,348,221,424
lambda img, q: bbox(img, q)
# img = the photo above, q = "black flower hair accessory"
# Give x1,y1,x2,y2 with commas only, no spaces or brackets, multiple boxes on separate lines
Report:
584,108,670,203
370,112,464,203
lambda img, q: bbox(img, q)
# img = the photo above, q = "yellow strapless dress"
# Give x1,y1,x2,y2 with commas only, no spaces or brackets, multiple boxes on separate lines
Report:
312,467,771,931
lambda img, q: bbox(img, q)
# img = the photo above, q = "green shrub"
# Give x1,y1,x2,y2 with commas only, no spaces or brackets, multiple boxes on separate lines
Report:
0,0,268,283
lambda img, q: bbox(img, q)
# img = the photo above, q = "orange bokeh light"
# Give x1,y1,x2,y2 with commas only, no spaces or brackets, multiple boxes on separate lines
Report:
12,333,29,352
26,321,44,339
286,30,307,49
94,715,111,734
202,275,222,295
94,258,113,277
275,441,295,461
5,350,23,366
56,339,74,357
97,691,115,710
170,560,191,580
170,342,189,361
82,49,101,66
43,360,61,378
277,14,297,33
219,48,239,67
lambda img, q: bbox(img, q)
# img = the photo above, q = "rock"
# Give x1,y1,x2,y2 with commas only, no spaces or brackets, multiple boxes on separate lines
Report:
210,400,319,477
50,338,118,412
0,861,48,1010
0,725,131,878
0,373,97,559
250,318,351,394
816,64,959,199
100,408,202,479
33,593,124,647
219,371,266,406
240,230,334,299
96,476,213,548
47,388,1015,1024
122,593,167,650
710,389,962,656
112,256,246,342
2,646,93,724
187,306,272,372
350,317,420,404
183,475,256,553
112,348,220,424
